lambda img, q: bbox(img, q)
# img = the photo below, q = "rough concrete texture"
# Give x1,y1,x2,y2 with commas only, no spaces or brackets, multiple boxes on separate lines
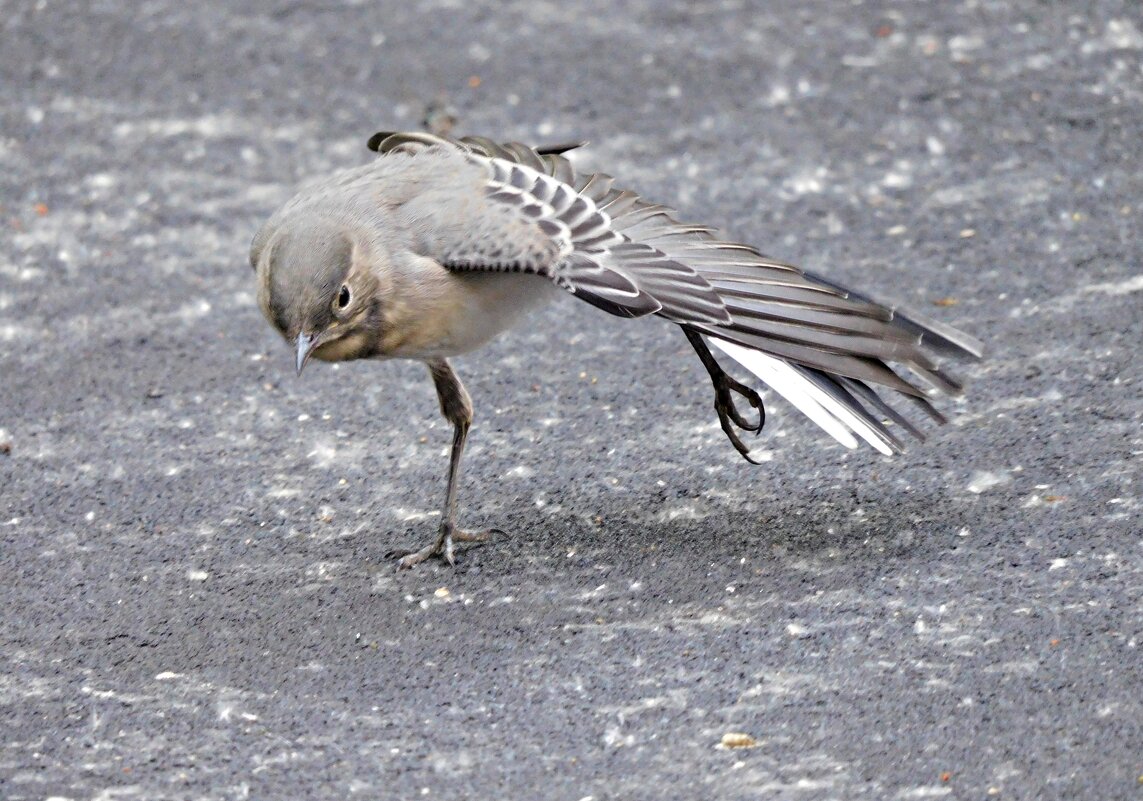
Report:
1,1,1140,799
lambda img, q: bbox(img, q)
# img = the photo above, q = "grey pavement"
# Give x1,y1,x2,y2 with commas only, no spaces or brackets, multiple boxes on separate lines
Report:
1,1,1140,799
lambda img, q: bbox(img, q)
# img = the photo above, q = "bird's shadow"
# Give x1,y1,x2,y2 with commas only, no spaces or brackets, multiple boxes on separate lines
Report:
355,474,977,587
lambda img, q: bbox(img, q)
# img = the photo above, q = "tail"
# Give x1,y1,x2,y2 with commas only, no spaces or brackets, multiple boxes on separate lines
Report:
695,286,983,455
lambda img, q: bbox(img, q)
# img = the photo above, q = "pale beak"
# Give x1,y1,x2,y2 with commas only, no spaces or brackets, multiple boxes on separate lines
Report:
295,332,318,376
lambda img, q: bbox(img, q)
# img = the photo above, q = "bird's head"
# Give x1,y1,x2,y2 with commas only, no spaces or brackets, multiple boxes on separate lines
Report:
251,215,387,374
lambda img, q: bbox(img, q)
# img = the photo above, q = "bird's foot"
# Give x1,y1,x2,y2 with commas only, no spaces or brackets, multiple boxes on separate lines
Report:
713,373,767,464
393,522,503,569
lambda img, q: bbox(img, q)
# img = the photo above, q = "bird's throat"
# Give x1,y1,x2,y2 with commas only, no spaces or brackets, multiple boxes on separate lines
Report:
312,331,373,363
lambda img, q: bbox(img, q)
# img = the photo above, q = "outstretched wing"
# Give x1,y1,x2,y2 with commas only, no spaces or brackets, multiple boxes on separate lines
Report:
368,130,983,455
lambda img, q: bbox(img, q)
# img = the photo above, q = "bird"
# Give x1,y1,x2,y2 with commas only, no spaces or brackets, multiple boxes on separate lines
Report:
250,130,983,568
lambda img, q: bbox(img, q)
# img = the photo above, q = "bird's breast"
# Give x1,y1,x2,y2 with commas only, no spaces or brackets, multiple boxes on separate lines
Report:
378,271,560,360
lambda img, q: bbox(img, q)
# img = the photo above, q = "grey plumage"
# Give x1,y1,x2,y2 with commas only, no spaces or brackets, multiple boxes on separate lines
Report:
251,130,983,567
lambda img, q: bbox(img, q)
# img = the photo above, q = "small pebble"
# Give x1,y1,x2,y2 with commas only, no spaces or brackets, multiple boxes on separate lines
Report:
719,732,758,749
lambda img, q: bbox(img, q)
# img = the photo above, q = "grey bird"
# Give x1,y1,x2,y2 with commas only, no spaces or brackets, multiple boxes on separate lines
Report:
250,130,983,568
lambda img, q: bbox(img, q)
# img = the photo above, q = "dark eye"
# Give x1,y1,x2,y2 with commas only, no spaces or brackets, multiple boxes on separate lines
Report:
337,284,351,309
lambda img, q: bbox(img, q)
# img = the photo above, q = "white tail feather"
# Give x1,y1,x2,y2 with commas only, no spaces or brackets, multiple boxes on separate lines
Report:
709,339,894,456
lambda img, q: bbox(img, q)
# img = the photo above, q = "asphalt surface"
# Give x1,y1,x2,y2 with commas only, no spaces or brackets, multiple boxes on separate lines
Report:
2,1,1141,799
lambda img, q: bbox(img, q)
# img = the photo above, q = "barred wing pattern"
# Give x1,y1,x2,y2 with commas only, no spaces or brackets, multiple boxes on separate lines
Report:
369,131,983,456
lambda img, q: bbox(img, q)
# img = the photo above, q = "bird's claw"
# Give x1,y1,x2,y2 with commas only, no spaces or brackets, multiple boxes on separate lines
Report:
392,524,504,569
683,329,767,463
713,374,767,464
716,373,764,432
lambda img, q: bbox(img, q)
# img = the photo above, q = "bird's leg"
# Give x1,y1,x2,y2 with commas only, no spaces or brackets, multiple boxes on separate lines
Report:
682,328,768,464
396,359,501,569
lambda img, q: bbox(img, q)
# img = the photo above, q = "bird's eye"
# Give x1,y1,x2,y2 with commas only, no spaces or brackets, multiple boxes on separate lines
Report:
337,284,351,309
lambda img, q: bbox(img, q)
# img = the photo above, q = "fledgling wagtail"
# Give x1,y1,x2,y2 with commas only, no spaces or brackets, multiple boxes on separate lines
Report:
250,131,983,568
